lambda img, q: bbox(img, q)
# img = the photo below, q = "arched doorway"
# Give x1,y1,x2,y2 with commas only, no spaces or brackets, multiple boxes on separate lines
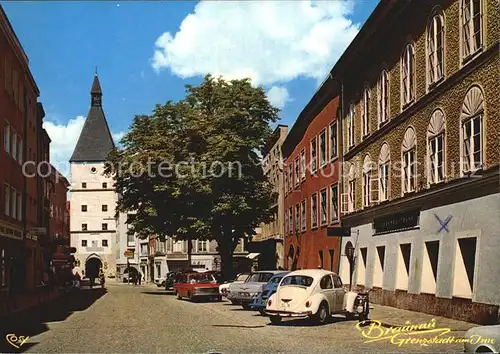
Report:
85,254,102,279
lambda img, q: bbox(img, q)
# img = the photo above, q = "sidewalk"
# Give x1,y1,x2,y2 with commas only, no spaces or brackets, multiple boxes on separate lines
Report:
370,303,477,332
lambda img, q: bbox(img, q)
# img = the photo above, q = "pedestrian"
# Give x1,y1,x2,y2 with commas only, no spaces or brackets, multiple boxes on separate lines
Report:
138,274,142,286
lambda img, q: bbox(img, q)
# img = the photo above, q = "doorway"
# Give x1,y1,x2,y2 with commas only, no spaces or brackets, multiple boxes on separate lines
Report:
85,256,102,279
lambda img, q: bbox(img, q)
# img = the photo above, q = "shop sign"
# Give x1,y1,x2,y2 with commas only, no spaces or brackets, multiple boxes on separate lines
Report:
327,227,351,237
373,209,420,235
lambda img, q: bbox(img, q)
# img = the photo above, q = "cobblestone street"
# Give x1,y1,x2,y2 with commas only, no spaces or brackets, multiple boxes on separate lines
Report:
0,282,477,353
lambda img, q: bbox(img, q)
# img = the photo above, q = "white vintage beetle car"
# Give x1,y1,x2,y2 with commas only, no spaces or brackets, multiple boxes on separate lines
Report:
265,269,370,325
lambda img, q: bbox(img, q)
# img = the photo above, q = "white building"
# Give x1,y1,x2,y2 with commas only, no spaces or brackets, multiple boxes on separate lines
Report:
69,73,119,278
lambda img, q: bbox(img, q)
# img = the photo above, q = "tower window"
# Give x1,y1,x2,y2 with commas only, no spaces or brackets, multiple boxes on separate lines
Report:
81,205,87,212
102,182,107,188
102,205,108,212
81,240,87,247
102,223,108,231
82,223,87,231
82,183,87,188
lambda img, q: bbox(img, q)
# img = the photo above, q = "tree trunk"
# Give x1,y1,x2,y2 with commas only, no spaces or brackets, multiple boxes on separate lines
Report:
218,231,236,281
187,235,192,267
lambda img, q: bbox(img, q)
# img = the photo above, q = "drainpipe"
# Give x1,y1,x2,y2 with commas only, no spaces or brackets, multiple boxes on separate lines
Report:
337,79,344,274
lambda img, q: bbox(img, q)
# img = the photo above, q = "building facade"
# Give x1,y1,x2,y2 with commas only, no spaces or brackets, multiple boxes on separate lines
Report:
336,0,499,324
248,125,288,270
70,74,118,279
282,94,343,272
0,4,44,303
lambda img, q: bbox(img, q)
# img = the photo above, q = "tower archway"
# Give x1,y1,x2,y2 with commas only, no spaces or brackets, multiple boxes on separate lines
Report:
85,254,102,279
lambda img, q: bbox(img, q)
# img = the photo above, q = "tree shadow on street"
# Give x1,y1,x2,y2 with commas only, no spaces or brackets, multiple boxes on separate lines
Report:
0,288,107,353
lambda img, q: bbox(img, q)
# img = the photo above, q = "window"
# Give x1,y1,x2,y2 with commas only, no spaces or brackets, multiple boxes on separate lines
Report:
379,144,390,202
81,205,87,212
363,88,370,137
300,200,306,231
288,206,293,234
284,167,288,194
82,224,87,231
300,149,306,180
284,209,288,234
82,183,87,188
329,121,338,160
319,129,326,167
81,240,87,247
401,44,415,107
288,165,293,192
347,104,355,148
102,182,107,188
402,128,417,193
17,136,22,164
102,205,108,212
4,185,10,216
461,86,484,174
378,70,389,126
294,156,299,187
318,250,324,268
363,155,372,208
309,138,318,174
102,240,108,247
348,165,356,212
11,131,17,160
428,11,444,86
3,123,10,154
320,189,327,226
311,193,318,229
333,275,343,288
197,240,207,252
320,275,333,289
461,0,483,61
428,110,446,184
102,223,108,231
17,193,22,221
329,184,338,222
11,188,16,218
295,204,300,232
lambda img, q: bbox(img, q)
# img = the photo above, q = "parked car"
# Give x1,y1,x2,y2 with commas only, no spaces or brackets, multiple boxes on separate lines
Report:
155,277,166,287
464,324,500,353
265,269,370,325
165,268,195,292
220,273,250,299
174,272,222,302
228,271,281,309
250,271,289,314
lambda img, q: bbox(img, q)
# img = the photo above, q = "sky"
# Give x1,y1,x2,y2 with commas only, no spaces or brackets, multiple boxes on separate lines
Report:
2,0,378,176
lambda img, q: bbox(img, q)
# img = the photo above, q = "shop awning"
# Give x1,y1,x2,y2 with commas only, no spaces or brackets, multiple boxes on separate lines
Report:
246,253,261,260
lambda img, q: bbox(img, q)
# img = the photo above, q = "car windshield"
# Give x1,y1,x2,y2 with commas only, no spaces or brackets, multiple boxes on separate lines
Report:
235,274,249,282
187,273,216,283
246,272,274,283
280,275,314,287
269,275,285,284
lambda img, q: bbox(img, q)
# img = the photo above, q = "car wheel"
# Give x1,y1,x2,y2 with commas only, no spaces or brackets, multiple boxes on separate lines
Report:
241,303,251,310
313,301,329,325
230,299,238,305
177,292,182,300
259,309,266,316
270,316,282,325
217,295,222,302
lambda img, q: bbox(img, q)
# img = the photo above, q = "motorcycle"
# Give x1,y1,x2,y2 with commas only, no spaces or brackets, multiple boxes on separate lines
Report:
353,289,371,322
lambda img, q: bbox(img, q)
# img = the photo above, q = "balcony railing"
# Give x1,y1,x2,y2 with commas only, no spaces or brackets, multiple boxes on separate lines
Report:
86,246,104,252
166,252,188,260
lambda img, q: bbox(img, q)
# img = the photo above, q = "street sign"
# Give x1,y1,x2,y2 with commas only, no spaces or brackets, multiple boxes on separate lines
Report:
327,227,351,237
124,249,134,257
30,227,47,235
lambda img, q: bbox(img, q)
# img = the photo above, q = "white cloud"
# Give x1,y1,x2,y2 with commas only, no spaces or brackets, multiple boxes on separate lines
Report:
43,116,125,175
151,1,359,86
266,86,292,109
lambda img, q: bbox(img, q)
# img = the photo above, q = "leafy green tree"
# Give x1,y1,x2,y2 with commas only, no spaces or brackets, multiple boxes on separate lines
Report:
106,75,278,278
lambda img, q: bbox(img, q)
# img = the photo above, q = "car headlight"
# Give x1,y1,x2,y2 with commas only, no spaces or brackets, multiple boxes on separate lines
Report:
250,292,259,297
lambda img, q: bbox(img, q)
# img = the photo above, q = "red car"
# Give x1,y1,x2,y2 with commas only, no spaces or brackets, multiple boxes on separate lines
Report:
174,272,222,302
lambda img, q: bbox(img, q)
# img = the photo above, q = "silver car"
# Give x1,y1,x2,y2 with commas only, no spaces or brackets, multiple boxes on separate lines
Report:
228,271,281,309
464,324,500,353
